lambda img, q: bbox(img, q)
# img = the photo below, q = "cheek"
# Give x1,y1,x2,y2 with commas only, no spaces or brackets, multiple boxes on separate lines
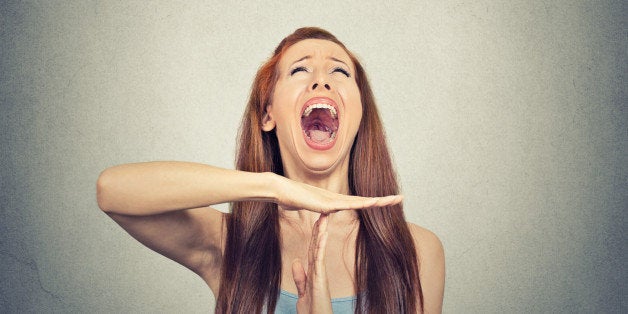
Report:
270,89,289,122
271,85,302,129
339,84,362,114
272,81,303,108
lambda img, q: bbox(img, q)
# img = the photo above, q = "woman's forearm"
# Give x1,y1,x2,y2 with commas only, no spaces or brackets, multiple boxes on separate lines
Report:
96,161,275,215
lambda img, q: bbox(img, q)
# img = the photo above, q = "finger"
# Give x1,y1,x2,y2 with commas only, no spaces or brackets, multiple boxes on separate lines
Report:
291,259,308,298
307,215,333,314
329,194,403,212
315,230,328,276
314,214,328,276
308,214,327,276
307,215,322,275
373,194,404,207
327,196,376,212
318,213,328,232
311,214,323,242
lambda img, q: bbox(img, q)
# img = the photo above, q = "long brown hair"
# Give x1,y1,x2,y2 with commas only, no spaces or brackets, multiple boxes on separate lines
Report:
216,27,422,313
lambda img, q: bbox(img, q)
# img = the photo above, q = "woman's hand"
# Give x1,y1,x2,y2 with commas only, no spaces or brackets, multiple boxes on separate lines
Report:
291,214,333,314
271,174,403,213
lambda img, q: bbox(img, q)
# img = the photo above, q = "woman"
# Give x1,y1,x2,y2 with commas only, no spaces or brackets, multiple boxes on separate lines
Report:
97,27,444,313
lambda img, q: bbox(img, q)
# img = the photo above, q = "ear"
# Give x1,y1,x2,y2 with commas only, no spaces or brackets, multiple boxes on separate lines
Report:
261,106,276,131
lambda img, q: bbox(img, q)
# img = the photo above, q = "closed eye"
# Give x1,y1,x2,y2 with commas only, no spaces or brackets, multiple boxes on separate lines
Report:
290,66,308,76
332,67,350,77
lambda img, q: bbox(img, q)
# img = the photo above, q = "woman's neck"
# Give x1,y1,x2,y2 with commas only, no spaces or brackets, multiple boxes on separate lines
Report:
279,159,357,228
282,156,352,194
279,206,358,232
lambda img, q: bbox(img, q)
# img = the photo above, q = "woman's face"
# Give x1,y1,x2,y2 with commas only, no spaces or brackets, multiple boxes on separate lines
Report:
264,39,362,176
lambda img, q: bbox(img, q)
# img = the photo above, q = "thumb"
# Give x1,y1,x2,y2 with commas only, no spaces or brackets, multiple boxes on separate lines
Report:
291,259,307,298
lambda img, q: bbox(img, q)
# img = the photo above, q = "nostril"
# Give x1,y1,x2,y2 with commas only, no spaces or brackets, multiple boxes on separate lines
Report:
324,84,330,90
312,83,318,90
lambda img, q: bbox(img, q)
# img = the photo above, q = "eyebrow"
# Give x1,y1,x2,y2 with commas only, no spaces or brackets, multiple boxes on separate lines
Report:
289,56,350,67
328,57,349,67
290,56,311,67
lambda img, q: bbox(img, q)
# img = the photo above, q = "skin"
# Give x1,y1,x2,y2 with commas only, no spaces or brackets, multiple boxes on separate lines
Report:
97,39,445,313
263,39,362,185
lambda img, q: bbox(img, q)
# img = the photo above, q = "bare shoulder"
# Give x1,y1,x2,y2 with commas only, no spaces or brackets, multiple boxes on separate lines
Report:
407,223,444,263
407,223,445,313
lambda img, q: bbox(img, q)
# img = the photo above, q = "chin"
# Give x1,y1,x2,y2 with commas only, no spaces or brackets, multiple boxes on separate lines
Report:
301,156,339,173
296,145,351,175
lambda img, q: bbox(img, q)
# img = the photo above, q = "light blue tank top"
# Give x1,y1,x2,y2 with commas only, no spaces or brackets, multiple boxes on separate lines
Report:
274,289,356,313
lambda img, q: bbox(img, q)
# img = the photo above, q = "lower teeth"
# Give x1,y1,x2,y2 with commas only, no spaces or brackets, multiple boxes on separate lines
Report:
306,130,336,143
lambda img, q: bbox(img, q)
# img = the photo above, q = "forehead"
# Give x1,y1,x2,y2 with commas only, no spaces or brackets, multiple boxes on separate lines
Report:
278,39,354,68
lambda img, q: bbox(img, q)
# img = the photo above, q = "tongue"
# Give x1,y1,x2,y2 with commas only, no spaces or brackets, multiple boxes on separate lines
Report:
309,129,331,142
301,108,338,144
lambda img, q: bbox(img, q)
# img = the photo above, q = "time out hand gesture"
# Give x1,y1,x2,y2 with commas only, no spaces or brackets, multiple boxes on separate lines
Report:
272,175,403,213
291,214,333,314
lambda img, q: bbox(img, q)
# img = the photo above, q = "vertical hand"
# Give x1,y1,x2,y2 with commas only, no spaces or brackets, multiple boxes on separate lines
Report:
292,214,333,314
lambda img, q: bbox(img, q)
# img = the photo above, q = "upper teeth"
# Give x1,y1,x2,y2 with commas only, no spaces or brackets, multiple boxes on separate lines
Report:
303,103,337,118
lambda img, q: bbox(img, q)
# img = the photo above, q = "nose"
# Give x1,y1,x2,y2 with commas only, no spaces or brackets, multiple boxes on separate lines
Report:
311,82,331,91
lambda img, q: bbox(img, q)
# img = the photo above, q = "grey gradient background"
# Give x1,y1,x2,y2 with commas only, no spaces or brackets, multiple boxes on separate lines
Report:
1,1,626,313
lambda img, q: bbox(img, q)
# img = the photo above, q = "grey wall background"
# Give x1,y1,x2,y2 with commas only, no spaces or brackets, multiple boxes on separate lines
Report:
1,1,625,313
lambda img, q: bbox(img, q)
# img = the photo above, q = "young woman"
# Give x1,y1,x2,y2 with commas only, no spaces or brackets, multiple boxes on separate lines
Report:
97,27,444,313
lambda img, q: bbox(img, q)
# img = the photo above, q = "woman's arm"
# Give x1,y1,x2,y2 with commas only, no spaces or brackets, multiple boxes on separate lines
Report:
96,161,402,288
97,161,400,216
96,162,274,288
96,161,275,216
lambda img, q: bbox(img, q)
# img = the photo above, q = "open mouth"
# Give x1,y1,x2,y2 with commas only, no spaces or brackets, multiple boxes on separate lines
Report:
301,100,339,149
